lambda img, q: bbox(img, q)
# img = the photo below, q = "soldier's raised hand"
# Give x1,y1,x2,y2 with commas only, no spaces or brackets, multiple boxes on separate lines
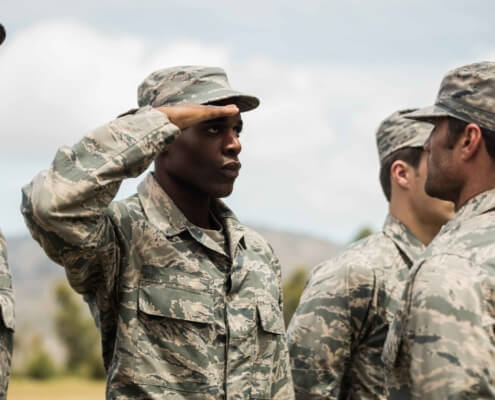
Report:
157,103,239,130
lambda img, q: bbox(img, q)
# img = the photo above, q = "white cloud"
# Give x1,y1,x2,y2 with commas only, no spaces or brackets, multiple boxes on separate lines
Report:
1,19,485,243
0,20,230,154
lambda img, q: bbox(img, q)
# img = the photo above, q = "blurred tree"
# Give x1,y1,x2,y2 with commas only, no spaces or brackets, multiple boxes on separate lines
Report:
54,281,105,379
351,226,373,243
24,335,58,380
282,266,309,327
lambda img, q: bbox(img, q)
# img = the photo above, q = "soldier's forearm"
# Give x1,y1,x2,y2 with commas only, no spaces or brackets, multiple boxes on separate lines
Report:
21,106,180,247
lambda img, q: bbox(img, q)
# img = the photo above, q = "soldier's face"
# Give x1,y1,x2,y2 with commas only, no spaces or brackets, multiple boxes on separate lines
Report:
410,152,455,226
424,118,462,204
157,111,243,198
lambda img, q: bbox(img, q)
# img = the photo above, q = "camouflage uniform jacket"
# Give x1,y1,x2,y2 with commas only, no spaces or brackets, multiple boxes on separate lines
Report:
0,230,14,400
382,190,495,399
21,107,294,400
287,214,425,399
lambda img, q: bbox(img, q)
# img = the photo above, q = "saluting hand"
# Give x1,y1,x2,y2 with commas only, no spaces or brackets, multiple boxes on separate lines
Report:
157,104,239,130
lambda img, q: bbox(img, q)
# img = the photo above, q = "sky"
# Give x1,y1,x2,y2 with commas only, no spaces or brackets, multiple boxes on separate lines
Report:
1,0,495,244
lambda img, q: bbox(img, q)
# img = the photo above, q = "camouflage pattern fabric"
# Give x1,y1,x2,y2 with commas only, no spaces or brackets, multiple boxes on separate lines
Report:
406,61,495,131
287,214,424,399
376,109,432,163
21,106,294,399
138,66,259,112
382,189,495,399
0,230,14,400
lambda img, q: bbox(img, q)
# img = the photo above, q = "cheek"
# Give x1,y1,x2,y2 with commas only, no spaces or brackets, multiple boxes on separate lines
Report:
185,144,218,171
172,138,211,168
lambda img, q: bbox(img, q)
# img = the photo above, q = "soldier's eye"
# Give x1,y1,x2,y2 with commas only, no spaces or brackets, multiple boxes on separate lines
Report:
206,127,220,135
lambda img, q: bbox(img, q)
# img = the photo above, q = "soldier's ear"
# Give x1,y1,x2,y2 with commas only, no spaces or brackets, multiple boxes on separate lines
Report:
390,160,411,190
459,123,482,161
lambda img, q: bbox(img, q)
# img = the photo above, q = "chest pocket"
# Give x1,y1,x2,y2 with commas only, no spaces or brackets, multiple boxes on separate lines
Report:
133,281,217,392
251,297,285,399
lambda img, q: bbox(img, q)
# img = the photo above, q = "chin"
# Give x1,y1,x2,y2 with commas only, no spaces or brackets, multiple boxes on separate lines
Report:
425,182,446,201
210,184,235,199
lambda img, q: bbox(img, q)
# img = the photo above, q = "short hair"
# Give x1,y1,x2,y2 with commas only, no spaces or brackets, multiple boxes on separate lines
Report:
379,147,423,201
447,117,495,161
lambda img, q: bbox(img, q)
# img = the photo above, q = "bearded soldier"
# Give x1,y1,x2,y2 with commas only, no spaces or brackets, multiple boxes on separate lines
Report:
383,62,495,399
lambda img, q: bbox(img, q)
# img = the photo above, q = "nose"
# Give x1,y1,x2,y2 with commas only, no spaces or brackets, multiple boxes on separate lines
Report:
223,129,242,156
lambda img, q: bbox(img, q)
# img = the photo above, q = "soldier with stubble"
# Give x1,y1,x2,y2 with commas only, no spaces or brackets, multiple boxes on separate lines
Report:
22,66,294,399
383,62,495,399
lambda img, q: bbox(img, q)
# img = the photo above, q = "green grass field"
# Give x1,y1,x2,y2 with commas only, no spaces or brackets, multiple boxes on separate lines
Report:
8,378,105,400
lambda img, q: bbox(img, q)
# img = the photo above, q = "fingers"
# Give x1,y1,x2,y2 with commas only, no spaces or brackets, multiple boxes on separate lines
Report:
203,104,239,119
157,103,240,130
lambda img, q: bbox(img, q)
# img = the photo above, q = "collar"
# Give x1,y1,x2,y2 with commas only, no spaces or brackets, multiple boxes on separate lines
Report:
442,188,495,231
382,214,425,264
137,173,245,258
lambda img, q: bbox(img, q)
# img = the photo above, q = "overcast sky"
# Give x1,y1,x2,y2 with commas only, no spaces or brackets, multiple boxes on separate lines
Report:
1,1,494,244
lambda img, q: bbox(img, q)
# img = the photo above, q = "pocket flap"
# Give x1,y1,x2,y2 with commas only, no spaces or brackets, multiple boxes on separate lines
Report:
0,291,15,331
257,299,285,335
139,286,214,324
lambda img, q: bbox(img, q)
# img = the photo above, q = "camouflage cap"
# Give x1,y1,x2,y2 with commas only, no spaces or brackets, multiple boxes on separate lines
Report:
376,108,432,164
405,62,495,131
137,66,259,112
0,24,5,46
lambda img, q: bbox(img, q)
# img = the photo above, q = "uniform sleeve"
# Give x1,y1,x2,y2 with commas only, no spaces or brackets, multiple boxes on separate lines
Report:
404,254,495,399
21,107,181,296
0,231,14,400
268,248,296,400
287,261,375,399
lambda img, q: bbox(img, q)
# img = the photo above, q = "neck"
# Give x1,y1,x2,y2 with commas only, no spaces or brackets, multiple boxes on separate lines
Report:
389,201,440,246
154,172,212,229
455,175,495,211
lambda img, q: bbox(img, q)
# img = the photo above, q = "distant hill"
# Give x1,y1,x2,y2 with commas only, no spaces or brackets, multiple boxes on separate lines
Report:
5,228,341,365
255,226,342,277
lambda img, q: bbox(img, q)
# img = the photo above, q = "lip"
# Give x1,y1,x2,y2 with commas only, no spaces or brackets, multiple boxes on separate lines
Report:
220,161,241,179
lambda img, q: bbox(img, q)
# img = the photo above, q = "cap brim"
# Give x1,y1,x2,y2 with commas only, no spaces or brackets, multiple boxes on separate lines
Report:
404,104,452,122
201,89,260,112
196,88,260,112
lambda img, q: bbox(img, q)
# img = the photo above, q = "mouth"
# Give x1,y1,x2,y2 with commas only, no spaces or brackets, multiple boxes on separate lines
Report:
220,161,241,179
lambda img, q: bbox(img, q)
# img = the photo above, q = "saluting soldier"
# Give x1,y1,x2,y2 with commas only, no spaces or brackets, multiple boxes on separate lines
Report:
383,62,495,399
287,109,454,399
22,66,294,399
